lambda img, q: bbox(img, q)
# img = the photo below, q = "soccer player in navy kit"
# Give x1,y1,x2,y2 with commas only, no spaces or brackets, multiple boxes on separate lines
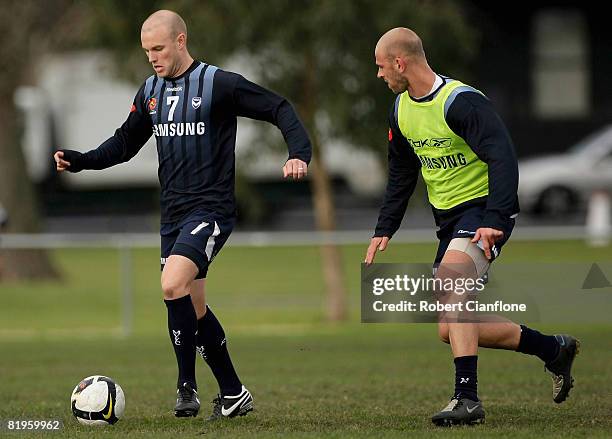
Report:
54,10,311,420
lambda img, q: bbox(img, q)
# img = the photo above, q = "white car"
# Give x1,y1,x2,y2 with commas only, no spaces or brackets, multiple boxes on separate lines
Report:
518,125,612,215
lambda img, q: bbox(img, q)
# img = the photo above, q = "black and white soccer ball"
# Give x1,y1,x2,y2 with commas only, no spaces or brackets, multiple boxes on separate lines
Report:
70,375,125,425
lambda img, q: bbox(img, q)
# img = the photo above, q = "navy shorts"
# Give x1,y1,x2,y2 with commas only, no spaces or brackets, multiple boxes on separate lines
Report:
433,203,514,266
160,209,235,279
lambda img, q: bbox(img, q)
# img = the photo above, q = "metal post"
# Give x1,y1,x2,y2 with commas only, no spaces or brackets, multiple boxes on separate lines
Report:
119,245,133,337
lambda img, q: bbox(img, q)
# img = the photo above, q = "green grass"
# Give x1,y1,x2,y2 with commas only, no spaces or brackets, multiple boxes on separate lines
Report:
1,240,611,438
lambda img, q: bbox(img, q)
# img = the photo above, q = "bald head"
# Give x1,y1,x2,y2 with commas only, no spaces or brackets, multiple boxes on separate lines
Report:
375,27,435,95
376,27,426,61
142,9,187,39
141,9,193,78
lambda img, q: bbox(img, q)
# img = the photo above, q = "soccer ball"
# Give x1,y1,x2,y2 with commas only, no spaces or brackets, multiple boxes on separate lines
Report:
70,375,125,425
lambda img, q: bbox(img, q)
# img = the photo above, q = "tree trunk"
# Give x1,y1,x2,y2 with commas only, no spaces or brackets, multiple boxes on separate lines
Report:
299,52,347,322
0,95,60,281
309,138,348,321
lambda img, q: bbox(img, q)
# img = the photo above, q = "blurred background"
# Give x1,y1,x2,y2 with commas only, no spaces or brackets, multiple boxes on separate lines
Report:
1,1,611,435
2,0,611,308
1,0,611,319
4,0,612,230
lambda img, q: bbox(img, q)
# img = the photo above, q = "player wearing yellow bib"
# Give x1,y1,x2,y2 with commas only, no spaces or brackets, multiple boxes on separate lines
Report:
365,28,579,426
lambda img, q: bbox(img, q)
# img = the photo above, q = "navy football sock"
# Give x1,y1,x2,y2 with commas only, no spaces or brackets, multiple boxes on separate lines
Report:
454,355,478,401
516,325,560,363
196,306,242,396
164,295,198,390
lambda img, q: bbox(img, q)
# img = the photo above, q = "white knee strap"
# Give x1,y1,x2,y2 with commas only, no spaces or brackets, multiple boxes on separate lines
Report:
446,237,490,278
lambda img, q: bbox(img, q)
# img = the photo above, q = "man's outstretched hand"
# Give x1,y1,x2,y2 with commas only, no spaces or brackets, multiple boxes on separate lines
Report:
365,236,390,265
283,158,308,180
54,150,84,173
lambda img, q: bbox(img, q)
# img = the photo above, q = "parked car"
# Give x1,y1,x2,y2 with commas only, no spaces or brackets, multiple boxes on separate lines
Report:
518,125,612,215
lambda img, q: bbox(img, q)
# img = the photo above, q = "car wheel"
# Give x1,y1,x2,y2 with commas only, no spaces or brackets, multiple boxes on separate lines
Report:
534,186,576,216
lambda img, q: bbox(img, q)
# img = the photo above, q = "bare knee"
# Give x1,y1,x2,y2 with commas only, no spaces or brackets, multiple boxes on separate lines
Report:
161,255,199,300
161,276,190,300
438,323,450,344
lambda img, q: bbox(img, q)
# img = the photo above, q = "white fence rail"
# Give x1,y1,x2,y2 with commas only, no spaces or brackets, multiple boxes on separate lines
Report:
0,225,595,249
0,226,604,337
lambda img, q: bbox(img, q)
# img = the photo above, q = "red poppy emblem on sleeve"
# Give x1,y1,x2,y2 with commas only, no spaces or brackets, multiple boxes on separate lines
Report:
130,104,136,113
388,128,393,141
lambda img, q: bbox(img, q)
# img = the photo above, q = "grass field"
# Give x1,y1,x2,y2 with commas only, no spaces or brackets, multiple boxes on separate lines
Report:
1,240,611,438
